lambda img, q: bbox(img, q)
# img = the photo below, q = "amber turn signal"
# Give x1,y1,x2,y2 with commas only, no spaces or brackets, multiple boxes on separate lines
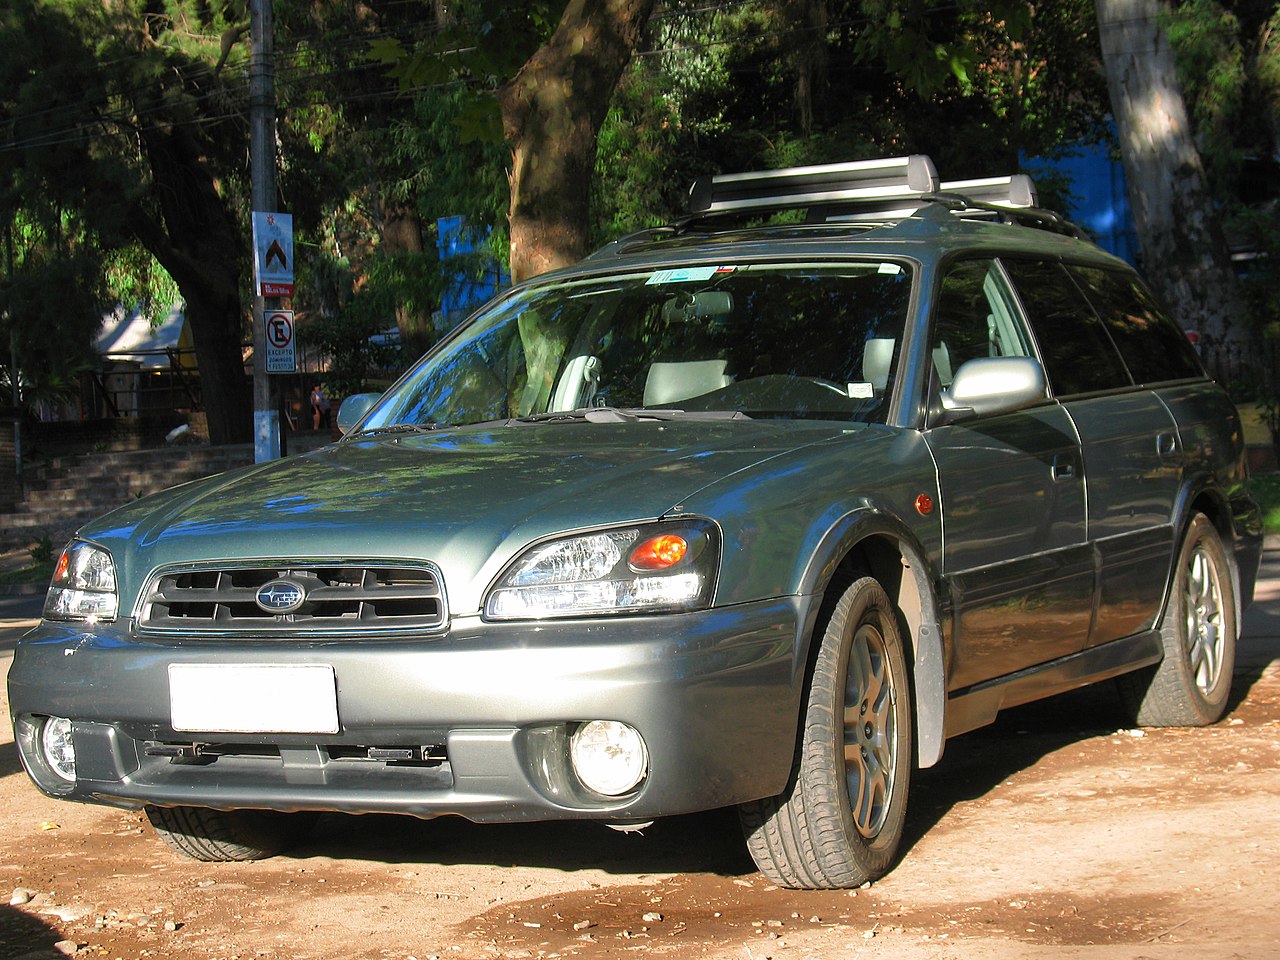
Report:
629,534,689,570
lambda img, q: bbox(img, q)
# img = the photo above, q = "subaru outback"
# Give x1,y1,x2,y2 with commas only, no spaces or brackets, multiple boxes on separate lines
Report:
9,155,1262,888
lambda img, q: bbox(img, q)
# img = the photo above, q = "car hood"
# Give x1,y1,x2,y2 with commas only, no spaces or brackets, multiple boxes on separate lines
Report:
82,420,860,614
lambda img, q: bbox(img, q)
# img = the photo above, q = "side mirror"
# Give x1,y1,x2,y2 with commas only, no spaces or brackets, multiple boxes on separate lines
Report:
937,357,1047,424
336,393,380,434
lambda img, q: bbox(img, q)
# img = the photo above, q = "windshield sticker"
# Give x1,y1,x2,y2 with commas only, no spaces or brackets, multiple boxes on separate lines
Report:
847,382,875,399
646,267,730,285
878,263,902,275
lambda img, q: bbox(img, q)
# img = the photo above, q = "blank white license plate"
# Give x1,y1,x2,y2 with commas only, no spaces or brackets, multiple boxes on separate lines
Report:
169,664,339,734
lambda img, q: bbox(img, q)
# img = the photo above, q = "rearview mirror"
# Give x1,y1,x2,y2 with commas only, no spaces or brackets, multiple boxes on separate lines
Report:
661,291,734,324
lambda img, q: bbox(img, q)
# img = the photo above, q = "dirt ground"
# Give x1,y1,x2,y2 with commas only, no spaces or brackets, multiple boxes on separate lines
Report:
3,579,1279,960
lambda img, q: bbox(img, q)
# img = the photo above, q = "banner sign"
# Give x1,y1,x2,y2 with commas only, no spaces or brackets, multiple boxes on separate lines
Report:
252,211,294,297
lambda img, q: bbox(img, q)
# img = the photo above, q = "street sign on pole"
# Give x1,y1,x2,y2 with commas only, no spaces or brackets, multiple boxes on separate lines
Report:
251,211,294,297
264,310,297,373
250,0,282,462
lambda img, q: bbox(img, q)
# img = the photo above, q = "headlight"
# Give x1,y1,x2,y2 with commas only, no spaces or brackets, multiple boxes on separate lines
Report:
484,519,719,620
44,540,119,622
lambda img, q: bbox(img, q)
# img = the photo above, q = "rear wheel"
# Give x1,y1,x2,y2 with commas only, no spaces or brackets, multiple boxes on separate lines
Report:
739,576,912,889
145,805,316,862
1119,512,1236,727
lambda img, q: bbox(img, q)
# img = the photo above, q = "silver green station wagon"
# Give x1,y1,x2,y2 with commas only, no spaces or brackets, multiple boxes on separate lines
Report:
9,156,1262,889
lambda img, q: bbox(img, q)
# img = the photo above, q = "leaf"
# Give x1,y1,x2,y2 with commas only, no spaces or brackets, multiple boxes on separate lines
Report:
456,97,505,146
367,37,404,66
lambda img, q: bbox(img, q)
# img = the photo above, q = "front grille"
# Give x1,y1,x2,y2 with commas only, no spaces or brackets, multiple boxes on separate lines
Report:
136,563,446,635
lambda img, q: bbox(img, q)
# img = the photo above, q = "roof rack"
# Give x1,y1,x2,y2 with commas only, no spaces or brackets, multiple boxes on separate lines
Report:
687,156,939,216
585,158,1082,260
677,156,1083,237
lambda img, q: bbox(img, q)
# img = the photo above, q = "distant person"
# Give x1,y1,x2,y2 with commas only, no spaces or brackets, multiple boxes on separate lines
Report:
311,385,331,430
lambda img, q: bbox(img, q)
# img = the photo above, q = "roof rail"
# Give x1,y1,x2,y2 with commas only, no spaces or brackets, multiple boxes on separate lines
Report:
687,155,939,216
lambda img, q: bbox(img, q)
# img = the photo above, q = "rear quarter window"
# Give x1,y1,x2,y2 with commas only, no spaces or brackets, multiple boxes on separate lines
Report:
1067,265,1205,384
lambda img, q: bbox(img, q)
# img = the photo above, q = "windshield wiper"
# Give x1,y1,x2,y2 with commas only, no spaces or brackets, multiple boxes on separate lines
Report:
511,406,753,425
343,422,443,440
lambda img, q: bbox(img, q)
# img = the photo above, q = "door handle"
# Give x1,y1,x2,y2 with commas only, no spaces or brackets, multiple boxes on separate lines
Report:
1156,432,1178,458
1052,453,1076,481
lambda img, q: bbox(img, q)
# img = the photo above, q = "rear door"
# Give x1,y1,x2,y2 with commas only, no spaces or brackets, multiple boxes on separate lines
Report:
1002,259,1183,646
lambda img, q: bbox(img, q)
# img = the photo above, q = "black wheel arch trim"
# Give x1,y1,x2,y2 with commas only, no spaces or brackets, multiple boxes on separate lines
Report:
795,507,947,769
1168,475,1261,630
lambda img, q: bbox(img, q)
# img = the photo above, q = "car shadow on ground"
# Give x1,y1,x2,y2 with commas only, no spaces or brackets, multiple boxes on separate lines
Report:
289,682,1137,880
0,740,25,780
286,668,1267,881
295,805,758,879
898,663,1265,864
900,680,1134,858
0,902,64,958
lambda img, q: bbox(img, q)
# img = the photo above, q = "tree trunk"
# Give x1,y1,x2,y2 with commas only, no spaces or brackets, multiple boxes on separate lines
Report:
1095,0,1246,371
130,108,253,445
381,202,434,359
789,0,828,136
497,0,657,283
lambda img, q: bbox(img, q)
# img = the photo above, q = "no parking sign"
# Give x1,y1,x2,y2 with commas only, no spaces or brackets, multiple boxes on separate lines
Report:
265,310,296,374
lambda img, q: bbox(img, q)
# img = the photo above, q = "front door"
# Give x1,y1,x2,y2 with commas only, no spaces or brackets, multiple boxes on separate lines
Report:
924,259,1093,690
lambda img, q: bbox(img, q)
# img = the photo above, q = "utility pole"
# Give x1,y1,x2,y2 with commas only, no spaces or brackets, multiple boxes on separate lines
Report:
249,0,280,462
5,222,20,491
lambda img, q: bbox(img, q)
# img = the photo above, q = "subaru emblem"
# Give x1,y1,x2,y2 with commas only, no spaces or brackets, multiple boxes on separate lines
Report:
255,578,307,614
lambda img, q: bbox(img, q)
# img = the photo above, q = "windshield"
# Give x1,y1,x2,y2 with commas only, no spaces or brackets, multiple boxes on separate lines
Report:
360,261,913,429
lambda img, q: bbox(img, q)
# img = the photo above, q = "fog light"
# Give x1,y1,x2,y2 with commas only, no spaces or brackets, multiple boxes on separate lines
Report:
569,720,648,797
40,717,76,782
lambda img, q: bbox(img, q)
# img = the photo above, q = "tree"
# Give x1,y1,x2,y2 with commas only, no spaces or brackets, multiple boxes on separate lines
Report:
497,0,657,281
1,0,253,444
379,0,657,283
1095,0,1245,359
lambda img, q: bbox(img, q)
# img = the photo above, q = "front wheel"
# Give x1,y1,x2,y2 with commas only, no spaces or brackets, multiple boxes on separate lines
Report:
739,576,912,889
1119,512,1237,727
145,805,317,862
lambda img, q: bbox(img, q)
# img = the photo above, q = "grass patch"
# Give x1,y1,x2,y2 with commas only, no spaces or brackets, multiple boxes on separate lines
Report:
1250,472,1280,535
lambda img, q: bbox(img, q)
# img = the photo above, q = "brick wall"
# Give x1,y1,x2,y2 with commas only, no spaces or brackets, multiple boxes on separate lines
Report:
28,415,189,457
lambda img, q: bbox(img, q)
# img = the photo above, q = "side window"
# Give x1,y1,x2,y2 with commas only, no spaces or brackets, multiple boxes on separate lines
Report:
1002,258,1132,396
1067,265,1205,384
930,259,1032,387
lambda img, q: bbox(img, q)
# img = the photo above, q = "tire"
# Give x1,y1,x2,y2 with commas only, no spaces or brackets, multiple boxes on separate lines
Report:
739,576,912,889
145,805,317,862
1119,512,1237,727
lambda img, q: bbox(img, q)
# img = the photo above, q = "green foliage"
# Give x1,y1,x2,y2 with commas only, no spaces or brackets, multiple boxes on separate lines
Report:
1247,471,1280,534
1164,2,1280,451
0,0,1198,425
27,534,53,565
299,306,399,401
1167,0,1248,196
596,0,1108,222
1,210,106,413
103,246,181,327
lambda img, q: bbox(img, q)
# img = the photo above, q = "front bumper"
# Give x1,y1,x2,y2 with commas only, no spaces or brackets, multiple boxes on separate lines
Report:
8,598,806,822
